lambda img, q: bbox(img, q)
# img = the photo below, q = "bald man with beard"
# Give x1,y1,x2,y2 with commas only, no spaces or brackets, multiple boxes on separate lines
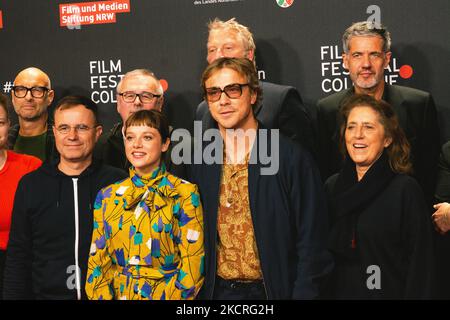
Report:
8,67,58,162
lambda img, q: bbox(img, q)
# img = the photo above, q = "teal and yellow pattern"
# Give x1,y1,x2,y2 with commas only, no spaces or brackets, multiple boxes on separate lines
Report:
85,165,204,300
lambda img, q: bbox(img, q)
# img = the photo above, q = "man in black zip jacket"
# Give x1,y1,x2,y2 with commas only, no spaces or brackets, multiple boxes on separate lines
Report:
3,95,126,300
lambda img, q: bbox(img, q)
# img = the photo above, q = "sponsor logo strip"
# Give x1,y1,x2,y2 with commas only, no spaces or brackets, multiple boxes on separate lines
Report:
59,0,130,27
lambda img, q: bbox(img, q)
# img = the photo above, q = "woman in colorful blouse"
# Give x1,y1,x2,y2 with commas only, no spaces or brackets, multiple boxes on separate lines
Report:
85,110,204,300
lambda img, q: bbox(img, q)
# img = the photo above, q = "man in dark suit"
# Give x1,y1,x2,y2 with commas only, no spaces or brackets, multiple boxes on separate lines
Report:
195,18,316,158
317,21,440,205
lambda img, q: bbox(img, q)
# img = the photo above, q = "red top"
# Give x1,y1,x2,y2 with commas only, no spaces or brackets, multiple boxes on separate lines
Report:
0,150,42,250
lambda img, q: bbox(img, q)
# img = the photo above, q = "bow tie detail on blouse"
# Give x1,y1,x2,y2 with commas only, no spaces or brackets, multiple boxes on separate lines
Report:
123,164,180,215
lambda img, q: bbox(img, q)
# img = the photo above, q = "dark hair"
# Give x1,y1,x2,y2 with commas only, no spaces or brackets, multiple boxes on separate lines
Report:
124,109,170,143
54,95,100,124
201,57,262,107
0,93,9,119
338,94,412,174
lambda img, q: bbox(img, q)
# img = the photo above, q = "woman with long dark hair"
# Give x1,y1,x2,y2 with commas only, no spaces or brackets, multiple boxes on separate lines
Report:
325,94,434,299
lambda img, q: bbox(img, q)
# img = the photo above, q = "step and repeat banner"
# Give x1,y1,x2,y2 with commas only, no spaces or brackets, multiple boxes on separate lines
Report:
0,0,449,142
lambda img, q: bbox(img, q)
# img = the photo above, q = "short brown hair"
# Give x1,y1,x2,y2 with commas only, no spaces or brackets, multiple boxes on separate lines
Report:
0,93,9,119
201,57,262,107
54,95,99,124
338,94,412,174
124,109,170,143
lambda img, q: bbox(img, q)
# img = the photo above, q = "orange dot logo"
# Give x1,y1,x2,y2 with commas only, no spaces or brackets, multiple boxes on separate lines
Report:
277,0,294,8
399,65,413,79
160,79,168,92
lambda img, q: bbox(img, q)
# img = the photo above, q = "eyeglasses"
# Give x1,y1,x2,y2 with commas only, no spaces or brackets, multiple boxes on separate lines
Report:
12,86,50,98
118,91,161,103
204,83,249,102
55,124,98,135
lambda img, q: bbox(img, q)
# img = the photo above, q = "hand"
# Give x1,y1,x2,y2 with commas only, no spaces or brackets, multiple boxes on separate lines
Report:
432,202,450,234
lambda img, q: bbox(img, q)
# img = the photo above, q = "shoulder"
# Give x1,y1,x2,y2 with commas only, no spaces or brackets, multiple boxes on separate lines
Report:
441,141,450,161
90,164,128,195
261,81,293,93
260,81,300,101
8,151,42,166
100,122,122,143
388,85,433,107
196,100,208,112
96,176,132,199
96,164,128,180
389,174,424,198
15,163,49,188
7,124,20,145
276,132,316,168
317,89,351,111
324,173,340,195
169,173,199,196
389,84,431,99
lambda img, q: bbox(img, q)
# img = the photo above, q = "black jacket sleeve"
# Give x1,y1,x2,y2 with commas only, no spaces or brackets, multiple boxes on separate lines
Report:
435,141,450,203
289,147,334,299
3,178,34,299
402,178,435,299
414,94,440,206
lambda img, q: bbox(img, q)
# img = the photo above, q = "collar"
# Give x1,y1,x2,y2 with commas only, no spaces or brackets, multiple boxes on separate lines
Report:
124,163,179,213
328,151,396,259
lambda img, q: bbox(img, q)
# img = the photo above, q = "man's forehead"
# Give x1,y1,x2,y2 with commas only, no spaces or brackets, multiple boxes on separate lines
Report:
206,68,245,84
208,29,241,44
348,35,384,49
54,105,94,121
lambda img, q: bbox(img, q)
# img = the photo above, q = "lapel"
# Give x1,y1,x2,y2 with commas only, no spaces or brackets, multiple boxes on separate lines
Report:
252,81,266,125
201,136,222,229
248,128,263,223
332,88,354,143
383,84,407,131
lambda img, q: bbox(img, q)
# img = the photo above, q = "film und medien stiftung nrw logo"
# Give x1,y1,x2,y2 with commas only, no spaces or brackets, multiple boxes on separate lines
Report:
277,0,294,8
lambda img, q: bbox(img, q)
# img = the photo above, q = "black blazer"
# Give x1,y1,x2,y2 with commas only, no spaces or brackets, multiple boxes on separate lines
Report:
196,81,317,159
317,84,440,205
435,140,450,202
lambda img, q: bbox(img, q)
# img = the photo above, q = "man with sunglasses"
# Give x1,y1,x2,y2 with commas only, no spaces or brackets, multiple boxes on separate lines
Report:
189,57,333,300
195,18,316,159
8,67,58,162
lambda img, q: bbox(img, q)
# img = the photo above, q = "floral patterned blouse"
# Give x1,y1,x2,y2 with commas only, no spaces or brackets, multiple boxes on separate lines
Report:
85,165,204,300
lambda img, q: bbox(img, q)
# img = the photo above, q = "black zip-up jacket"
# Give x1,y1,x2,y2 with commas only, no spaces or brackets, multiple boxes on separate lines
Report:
3,160,127,300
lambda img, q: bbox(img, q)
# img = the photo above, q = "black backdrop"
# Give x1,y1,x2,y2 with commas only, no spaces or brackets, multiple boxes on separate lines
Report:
1,0,449,143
